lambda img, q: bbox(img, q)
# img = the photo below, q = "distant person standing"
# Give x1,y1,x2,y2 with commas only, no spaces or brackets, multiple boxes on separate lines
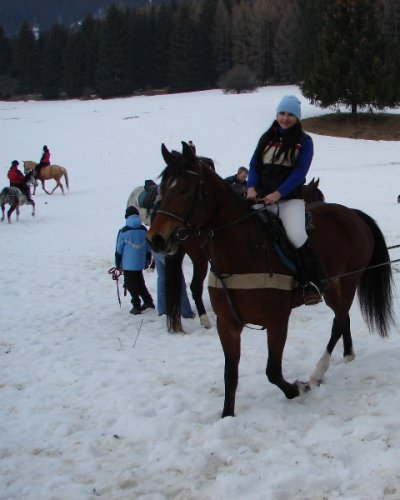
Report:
35,145,51,178
115,206,155,315
224,166,248,197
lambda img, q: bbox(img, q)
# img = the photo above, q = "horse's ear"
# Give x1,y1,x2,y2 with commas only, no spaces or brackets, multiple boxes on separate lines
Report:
314,177,320,188
182,141,195,161
161,143,174,165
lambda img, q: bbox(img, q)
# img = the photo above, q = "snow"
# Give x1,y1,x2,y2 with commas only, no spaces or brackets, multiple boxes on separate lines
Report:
1,85,400,500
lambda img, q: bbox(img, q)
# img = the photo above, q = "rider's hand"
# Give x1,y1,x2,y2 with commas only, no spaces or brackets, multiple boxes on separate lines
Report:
263,191,282,205
246,187,257,200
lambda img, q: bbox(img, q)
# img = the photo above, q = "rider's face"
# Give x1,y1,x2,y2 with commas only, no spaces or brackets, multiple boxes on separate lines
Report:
277,112,298,130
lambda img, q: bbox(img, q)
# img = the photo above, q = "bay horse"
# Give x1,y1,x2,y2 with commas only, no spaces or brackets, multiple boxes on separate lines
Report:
23,161,70,195
0,171,36,223
129,176,324,331
147,142,394,417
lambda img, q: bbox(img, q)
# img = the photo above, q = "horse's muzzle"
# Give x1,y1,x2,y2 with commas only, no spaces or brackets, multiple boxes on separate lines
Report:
147,233,179,255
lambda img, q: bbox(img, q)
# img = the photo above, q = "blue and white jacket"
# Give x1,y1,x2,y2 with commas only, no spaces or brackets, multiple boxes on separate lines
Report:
115,214,151,271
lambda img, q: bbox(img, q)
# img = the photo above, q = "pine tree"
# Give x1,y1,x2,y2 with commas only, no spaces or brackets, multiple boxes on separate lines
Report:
40,23,69,99
301,0,400,115
13,21,38,94
273,1,302,83
63,29,85,97
168,1,197,92
194,0,218,89
96,5,132,98
80,15,100,95
0,26,12,75
152,3,174,88
214,0,232,78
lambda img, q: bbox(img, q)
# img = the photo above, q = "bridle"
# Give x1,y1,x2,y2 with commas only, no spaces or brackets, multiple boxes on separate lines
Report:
156,160,210,241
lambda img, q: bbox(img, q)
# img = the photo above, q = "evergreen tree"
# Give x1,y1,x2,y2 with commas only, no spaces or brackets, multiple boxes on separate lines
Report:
214,0,232,77
96,5,132,98
194,0,218,89
296,0,330,81
40,23,69,99
273,1,301,82
152,3,174,88
13,21,38,94
80,15,100,95
129,8,153,90
0,26,12,75
231,1,255,70
168,1,197,92
63,29,85,97
251,0,281,82
301,0,400,115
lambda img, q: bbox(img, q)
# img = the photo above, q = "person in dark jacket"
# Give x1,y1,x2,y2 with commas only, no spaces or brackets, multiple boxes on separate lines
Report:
7,160,34,202
115,206,155,315
35,145,51,178
224,166,248,197
247,95,324,305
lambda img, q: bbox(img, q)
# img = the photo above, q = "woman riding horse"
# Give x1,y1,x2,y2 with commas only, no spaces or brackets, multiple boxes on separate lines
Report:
147,142,393,418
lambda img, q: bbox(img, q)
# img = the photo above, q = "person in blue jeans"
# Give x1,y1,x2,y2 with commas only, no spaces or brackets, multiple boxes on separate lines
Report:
151,251,195,318
150,201,195,319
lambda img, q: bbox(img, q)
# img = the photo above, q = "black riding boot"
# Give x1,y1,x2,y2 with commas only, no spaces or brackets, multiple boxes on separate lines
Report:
297,240,325,305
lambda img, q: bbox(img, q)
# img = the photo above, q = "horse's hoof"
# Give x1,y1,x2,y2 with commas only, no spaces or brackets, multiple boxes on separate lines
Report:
200,314,212,329
344,352,355,363
295,380,311,395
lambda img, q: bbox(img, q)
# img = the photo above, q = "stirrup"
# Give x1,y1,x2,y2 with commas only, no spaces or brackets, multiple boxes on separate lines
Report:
302,281,323,306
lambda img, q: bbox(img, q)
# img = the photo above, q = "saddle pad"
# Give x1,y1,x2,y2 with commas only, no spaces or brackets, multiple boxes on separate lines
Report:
208,271,296,290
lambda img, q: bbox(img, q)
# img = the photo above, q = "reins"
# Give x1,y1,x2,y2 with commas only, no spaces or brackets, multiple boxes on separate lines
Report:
108,266,123,307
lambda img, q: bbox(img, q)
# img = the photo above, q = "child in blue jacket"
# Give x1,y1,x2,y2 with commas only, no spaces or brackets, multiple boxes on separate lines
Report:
115,206,155,315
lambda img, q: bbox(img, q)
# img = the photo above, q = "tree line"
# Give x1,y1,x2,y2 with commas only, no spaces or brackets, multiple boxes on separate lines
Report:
0,0,399,115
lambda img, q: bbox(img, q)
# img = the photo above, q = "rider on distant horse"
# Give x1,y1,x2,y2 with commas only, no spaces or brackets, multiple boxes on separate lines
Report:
7,160,34,204
34,145,51,178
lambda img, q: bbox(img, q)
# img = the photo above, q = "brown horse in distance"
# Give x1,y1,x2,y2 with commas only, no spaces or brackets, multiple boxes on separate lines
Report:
23,161,70,195
147,142,393,418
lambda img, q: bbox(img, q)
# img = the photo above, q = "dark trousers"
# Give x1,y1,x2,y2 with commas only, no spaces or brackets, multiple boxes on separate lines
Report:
123,270,153,308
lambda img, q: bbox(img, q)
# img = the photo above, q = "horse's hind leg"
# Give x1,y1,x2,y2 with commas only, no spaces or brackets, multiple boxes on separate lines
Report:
51,178,64,195
1,203,5,222
7,204,17,223
310,312,355,387
30,200,36,217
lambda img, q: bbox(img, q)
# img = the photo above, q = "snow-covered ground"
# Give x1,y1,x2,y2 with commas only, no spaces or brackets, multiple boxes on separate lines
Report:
1,86,400,499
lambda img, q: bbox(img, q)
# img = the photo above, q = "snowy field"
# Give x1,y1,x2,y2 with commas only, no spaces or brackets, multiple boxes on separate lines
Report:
1,86,400,499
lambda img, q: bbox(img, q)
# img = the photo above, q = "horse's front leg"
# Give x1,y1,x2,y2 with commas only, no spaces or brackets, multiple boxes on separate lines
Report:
266,315,309,398
190,258,211,329
42,180,50,195
217,316,243,417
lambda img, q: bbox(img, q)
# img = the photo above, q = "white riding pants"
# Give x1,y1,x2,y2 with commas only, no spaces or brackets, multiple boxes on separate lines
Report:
266,199,307,248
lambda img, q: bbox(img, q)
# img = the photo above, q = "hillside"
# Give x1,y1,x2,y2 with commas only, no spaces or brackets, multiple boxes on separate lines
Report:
0,0,165,35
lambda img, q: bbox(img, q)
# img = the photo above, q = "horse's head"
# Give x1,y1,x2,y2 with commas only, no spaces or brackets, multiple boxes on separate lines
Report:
24,170,38,187
147,142,216,254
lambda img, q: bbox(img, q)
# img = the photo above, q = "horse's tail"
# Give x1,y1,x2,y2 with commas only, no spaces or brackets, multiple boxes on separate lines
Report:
62,168,70,190
165,247,185,332
354,209,394,337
